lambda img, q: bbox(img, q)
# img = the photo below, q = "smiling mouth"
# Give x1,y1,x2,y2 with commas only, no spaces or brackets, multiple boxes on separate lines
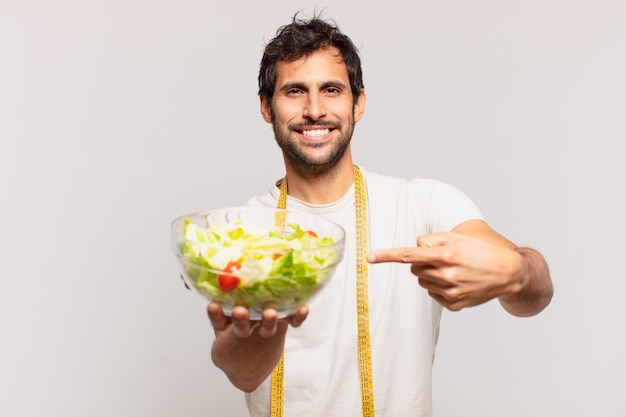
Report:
300,128,332,137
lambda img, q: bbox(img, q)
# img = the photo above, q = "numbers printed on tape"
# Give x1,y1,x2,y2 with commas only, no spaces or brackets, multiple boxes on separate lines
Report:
270,179,288,417
353,165,375,416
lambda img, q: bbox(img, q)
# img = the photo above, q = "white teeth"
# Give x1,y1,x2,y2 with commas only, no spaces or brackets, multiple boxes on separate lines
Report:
302,129,330,137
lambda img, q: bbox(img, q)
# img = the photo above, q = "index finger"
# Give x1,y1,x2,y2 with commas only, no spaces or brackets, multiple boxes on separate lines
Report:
367,246,444,264
207,302,229,332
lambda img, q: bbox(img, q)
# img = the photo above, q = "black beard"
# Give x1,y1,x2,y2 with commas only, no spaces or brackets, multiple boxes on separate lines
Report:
276,133,351,176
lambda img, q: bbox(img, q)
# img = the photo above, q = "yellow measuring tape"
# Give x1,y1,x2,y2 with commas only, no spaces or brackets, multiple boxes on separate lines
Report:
271,165,374,416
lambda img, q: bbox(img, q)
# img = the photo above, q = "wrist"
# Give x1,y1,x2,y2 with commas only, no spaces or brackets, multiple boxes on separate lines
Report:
501,247,527,298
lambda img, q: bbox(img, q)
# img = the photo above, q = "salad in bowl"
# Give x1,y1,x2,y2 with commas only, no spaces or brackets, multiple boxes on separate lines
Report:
171,207,345,318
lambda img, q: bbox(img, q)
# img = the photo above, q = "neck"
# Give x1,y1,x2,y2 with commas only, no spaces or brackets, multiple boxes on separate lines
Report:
282,154,355,205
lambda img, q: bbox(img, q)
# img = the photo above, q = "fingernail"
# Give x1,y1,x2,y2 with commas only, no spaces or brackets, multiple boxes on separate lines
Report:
367,253,376,263
179,274,191,290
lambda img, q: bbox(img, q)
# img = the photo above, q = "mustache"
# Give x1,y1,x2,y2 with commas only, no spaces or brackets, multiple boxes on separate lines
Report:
289,121,341,130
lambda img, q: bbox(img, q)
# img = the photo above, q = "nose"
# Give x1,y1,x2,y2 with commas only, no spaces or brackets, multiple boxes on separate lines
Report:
302,92,326,120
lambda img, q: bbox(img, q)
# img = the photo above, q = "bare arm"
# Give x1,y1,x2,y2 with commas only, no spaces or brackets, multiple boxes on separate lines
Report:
208,303,308,392
368,219,553,317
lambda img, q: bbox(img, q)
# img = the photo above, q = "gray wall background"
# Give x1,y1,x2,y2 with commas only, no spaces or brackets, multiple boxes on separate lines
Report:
2,0,625,416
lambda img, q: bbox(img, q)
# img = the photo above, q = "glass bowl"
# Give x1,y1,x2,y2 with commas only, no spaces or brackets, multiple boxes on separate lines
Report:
171,206,345,319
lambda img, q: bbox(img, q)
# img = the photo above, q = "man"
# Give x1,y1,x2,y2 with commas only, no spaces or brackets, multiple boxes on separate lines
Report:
206,14,553,417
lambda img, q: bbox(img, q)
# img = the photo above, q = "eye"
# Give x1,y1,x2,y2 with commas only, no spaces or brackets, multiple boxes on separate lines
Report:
286,88,303,95
324,86,344,97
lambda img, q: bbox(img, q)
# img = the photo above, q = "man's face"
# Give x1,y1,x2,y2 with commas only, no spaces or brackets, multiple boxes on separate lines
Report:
261,47,365,173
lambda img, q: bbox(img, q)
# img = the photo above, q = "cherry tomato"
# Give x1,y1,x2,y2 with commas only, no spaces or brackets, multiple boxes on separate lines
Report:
217,261,241,292
306,230,318,237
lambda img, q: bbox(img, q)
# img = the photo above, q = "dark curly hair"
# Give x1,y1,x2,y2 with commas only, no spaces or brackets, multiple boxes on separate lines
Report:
258,13,364,107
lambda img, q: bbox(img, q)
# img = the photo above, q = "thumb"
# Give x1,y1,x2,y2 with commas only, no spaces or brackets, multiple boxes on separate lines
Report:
417,232,455,248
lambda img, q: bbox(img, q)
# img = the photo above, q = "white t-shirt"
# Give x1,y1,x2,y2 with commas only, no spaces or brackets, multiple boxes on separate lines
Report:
243,167,484,417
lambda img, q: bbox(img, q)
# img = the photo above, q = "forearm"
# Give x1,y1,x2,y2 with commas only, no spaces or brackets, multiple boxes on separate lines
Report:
499,247,553,317
211,322,288,392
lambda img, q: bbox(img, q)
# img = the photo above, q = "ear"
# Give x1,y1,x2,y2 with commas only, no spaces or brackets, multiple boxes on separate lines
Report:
353,89,366,122
260,96,273,124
